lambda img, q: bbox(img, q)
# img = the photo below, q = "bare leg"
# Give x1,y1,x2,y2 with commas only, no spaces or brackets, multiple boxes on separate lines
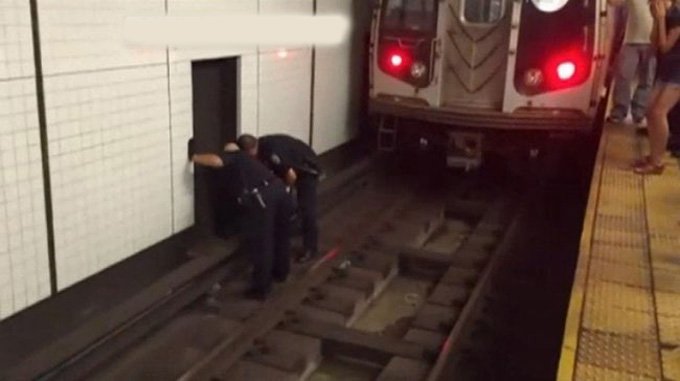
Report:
646,85,680,164
631,87,662,166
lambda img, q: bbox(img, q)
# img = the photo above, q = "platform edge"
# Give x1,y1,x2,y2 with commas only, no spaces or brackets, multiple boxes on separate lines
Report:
556,127,609,381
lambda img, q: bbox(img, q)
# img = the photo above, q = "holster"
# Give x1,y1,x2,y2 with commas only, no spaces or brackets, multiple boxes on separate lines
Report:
238,189,267,209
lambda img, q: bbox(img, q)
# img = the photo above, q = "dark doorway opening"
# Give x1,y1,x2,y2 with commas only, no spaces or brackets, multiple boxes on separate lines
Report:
191,57,239,238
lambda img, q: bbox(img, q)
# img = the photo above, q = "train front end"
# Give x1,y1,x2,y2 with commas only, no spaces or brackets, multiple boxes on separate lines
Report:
369,0,615,165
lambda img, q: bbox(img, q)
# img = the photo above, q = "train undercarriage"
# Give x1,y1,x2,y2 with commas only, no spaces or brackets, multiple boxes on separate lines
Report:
372,112,597,172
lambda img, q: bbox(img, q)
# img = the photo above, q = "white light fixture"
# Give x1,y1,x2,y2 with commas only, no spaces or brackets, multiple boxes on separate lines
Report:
122,15,351,48
531,0,569,13
524,68,543,86
410,61,427,79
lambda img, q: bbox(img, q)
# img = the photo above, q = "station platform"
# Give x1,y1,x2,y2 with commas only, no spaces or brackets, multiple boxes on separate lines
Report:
558,123,680,380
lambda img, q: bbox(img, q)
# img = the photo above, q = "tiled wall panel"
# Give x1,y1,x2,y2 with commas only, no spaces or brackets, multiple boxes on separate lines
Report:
257,0,313,141
0,3,35,80
312,0,366,153
239,53,260,136
258,48,312,142
37,0,172,289
1,0,371,318
44,65,172,289
0,1,50,319
167,0,258,62
312,41,353,153
260,0,312,14
37,0,166,75
168,60,194,232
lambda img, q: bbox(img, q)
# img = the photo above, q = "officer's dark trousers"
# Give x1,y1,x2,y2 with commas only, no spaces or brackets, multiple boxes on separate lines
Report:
241,183,293,293
296,175,318,254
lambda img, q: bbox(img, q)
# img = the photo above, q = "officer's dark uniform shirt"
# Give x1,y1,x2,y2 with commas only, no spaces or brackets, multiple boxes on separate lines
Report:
215,151,277,200
258,135,320,179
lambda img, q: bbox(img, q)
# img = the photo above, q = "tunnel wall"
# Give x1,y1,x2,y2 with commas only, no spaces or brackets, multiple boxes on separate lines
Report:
0,1,52,319
0,0,372,320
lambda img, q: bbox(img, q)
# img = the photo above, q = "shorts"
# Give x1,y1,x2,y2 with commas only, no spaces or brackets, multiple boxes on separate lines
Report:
655,66,680,87
655,78,680,90
656,59,680,87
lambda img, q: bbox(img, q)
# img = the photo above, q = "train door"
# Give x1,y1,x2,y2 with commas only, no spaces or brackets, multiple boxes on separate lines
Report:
191,57,239,238
440,0,511,110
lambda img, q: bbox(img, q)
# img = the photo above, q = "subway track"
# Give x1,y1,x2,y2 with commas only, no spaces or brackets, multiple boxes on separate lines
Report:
36,154,543,381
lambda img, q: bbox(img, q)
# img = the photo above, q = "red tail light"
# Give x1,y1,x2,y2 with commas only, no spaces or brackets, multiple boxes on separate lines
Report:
542,51,587,90
390,53,404,68
556,61,576,81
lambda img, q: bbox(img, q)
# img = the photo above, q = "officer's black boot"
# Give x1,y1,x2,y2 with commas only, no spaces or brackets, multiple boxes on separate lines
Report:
245,250,274,300
295,177,319,264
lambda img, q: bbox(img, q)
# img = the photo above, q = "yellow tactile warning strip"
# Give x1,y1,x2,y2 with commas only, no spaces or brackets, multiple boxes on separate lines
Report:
557,124,680,381
644,128,680,381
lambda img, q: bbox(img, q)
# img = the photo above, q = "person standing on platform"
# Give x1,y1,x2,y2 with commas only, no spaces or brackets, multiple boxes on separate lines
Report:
607,0,657,128
188,140,293,300
633,0,680,174
237,134,322,264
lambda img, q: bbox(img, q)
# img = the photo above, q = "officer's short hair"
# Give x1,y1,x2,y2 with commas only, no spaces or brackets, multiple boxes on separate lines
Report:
237,134,258,151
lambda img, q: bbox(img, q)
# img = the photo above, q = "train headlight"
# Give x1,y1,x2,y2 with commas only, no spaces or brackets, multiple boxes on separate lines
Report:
531,0,569,12
557,61,576,80
524,69,543,87
410,61,427,79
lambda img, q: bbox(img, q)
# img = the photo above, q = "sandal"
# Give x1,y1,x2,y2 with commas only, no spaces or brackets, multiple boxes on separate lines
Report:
633,160,665,175
631,155,651,167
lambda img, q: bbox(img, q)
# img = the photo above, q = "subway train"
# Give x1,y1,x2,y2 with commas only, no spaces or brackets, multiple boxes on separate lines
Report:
368,0,623,168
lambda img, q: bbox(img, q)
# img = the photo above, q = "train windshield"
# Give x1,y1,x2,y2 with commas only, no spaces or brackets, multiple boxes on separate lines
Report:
464,0,504,24
382,0,437,33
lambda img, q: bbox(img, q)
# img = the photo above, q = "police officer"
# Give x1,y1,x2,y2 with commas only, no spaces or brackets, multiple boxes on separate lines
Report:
237,134,321,263
189,139,293,300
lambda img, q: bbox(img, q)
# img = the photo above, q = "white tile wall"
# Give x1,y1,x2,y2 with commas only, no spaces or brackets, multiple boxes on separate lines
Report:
312,43,353,153
167,0,256,14
0,80,50,319
260,0,312,15
0,1,51,319
168,60,194,232
258,47,312,142
43,65,172,289
36,0,172,289
311,0,362,153
0,0,371,317
239,53,260,136
0,2,34,80
38,0,166,75
167,0,258,62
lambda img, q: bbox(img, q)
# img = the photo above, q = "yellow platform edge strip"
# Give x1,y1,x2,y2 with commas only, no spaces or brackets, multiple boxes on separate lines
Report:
556,128,610,381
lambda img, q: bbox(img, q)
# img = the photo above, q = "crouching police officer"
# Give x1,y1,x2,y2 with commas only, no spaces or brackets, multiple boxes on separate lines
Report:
189,139,293,300
237,134,322,263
